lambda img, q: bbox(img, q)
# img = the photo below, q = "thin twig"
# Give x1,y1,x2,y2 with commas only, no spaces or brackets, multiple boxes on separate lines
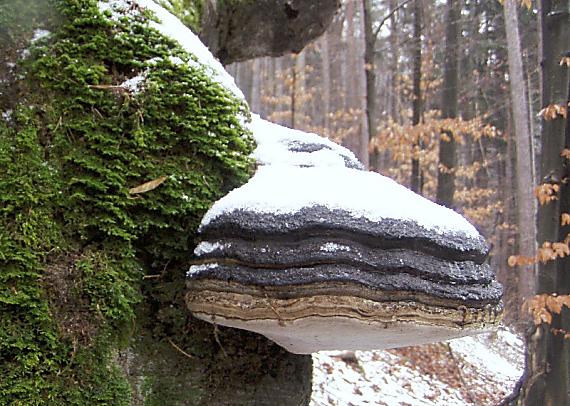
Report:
446,343,477,404
495,369,527,406
87,84,125,90
213,324,228,358
166,337,195,359
373,0,414,42
142,260,171,280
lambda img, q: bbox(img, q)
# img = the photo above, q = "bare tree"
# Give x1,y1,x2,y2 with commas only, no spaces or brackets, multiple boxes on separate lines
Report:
503,0,537,300
519,0,570,403
436,0,460,208
410,0,423,193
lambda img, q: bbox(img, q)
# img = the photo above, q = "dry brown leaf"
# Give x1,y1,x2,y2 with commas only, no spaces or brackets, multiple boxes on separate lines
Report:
562,213,570,226
538,104,567,120
552,242,570,258
560,56,570,67
562,149,570,160
129,176,168,195
546,295,564,314
535,183,559,205
537,246,555,263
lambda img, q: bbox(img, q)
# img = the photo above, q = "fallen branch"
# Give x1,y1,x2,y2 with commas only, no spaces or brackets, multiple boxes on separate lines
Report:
166,337,195,359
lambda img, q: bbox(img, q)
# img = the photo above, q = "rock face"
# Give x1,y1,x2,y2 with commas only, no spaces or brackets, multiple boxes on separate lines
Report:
199,0,341,64
186,116,503,354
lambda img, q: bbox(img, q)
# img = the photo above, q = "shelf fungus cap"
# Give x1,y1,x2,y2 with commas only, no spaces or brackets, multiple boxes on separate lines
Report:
186,116,503,354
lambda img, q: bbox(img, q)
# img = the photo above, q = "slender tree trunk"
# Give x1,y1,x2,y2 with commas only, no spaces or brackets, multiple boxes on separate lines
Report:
410,0,423,193
295,51,306,129
290,54,297,128
358,0,370,168
503,0,537,300
321,31,331,136
519,0,570,404
250,59,262,113
362,0,376,168
389,0,401,125
346,0,357,109
436,0,459,208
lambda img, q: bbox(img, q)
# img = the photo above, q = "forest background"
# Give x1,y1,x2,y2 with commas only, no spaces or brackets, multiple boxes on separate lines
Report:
226,0,569,403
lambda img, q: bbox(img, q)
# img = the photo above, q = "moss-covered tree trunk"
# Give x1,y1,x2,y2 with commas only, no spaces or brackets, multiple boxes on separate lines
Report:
0,1,311,404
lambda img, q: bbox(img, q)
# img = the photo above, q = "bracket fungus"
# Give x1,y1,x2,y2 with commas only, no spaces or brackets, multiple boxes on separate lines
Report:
186,116,503,354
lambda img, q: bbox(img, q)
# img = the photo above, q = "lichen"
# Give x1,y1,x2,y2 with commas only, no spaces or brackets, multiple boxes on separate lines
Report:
0,0,254,403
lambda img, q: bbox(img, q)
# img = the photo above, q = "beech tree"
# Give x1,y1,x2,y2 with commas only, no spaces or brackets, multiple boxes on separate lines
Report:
517,0,570,403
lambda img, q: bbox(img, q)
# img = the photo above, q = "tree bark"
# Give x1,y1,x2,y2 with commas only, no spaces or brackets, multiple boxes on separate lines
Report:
410,0,423,194
250,59,262,113
358,0,370,169
520,0,570,404
389,0,401,125
503,0,537,300
362,0,376,168
294,50,306,129
321,31,331,136
436,0,459,208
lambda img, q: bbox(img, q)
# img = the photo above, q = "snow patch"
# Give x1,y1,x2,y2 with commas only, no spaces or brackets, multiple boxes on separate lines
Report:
250,115,359,168
187,262,218,277
448,328,524,383
311,328,524,405
31,29,51,43
200,164,479,238
121,74,145,93
320,243,351,253
2,110,13,122
194,241,225,256
98,0,132,20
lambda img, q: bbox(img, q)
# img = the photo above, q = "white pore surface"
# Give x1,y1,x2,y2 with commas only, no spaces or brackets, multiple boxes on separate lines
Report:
193,313,483,355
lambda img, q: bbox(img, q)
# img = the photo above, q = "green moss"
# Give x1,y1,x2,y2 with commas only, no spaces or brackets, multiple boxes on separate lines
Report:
0,0,254,403
157,0,204,32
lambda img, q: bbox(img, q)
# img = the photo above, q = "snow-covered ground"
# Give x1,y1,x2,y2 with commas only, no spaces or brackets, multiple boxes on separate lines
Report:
311,326,524,405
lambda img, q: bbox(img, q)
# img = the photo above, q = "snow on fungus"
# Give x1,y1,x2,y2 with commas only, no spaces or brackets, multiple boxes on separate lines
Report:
187,117,503,354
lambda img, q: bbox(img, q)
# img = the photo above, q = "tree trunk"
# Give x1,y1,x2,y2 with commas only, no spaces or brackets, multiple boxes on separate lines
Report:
520,0,570,404
436,0,459,208
389,0,401,125
250,59,262,113
291,54,297,128
358,0,370,169
321,31,331,136
362,0,376,168
503,0,537,300
295,50,306,129
410,0,423,193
